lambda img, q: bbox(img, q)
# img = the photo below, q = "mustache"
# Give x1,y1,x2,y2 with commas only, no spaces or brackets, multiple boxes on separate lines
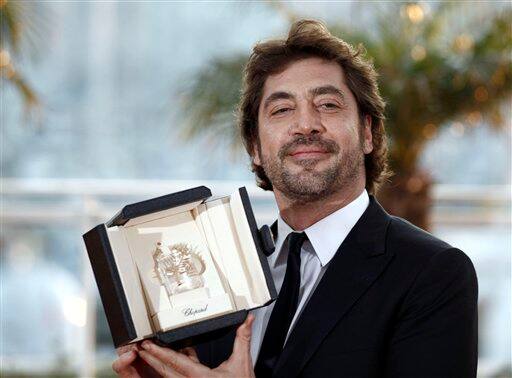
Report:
278,135,340,159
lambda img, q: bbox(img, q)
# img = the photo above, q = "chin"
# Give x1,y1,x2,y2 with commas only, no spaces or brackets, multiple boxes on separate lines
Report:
289,158,332,171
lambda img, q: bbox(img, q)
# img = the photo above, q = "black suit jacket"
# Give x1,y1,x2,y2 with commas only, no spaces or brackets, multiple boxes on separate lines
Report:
196,197,478,377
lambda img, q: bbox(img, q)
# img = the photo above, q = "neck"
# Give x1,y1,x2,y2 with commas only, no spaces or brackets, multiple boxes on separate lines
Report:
275,182,366,231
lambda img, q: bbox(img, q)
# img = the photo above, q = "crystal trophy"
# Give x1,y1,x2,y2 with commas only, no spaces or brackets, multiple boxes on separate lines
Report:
153,242,207,298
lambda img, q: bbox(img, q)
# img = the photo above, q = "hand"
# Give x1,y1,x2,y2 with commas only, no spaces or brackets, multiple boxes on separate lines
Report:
112,343,160,378
138,314,256,378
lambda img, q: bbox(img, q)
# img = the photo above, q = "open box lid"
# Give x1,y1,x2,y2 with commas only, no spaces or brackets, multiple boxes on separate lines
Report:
107,186,212,227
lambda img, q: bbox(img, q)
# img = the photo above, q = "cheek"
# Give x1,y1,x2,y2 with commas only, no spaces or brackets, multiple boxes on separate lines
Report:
325,121,359,146
254,132,272,164
322,112,358,133
258,124,284,155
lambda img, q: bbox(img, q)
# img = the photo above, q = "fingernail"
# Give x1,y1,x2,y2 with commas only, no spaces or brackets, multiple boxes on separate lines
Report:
141,341,151,349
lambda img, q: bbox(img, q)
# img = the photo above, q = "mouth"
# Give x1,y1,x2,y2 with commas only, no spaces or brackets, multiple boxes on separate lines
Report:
288,147,330,160
278,136,339,164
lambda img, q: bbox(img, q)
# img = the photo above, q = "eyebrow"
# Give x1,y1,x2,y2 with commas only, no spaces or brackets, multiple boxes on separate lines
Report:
262,85,346,111
309,85,346,101
262,91,294,111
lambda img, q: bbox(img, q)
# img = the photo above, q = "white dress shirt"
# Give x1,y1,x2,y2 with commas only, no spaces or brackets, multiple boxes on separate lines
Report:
250,189,370,364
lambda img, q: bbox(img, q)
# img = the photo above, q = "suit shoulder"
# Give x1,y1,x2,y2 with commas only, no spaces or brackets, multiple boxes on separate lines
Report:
385,216,472,269
386,216,476,283
385,217,477,307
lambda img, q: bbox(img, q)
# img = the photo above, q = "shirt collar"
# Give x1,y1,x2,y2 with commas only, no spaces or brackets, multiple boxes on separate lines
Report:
271,189,370,268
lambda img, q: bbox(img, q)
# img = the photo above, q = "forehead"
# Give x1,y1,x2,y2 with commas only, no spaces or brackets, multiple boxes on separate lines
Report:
260,57,346,99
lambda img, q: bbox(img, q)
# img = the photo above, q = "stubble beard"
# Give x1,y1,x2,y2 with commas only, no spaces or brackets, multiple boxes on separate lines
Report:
259,135,365,203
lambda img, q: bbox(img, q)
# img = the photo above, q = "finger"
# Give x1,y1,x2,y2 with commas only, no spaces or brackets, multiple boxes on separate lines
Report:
138,350,186,378
179,347,200,363
233,314,254,352
232,313,255,359
112,350,137,373
117,344,138,356
141,340,205,376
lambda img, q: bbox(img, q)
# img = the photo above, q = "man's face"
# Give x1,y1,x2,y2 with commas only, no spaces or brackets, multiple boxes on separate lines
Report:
253,57,373,202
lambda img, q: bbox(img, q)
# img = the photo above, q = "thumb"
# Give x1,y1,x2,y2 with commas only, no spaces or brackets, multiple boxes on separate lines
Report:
231,313,255,362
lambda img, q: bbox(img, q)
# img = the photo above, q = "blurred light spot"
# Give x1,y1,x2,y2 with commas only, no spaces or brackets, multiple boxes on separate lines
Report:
0,50,10,67
411,45,426,61
491,68,506,87
62,296,87,327
406,176,424,193
0,0,7,8
453,34,474,52
466,111,482,126
423,123,437,139
474,86,489,102
450,122,465,137
404,3,425,23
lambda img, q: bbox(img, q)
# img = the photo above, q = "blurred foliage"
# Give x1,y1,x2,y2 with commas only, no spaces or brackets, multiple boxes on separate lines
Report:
180,57,246,154
0,0,46,114
181,3,512,176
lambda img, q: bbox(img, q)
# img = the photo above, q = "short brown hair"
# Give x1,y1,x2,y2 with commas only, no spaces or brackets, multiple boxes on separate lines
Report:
238,19,390,194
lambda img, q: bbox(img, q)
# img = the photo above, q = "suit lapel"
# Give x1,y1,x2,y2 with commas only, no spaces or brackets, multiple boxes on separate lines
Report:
273,197,394,377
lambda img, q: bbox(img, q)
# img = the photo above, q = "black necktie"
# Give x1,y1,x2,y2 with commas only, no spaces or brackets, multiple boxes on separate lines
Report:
255,232,307,377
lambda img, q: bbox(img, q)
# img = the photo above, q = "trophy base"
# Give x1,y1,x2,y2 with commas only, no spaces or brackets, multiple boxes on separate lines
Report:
169,287,210,308
153,293,233,332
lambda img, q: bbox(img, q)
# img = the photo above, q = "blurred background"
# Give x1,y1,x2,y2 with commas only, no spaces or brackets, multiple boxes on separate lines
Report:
1,1,510,377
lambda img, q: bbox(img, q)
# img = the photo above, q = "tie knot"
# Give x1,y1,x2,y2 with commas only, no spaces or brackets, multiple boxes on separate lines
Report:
288,232,307,256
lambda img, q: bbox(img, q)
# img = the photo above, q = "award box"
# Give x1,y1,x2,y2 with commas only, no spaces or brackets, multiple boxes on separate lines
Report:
83,186,277,348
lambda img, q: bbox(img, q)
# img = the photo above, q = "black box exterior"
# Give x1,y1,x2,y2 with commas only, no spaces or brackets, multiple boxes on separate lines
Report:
107,185,212,227
83,224,136,346
155,310,249,349
83,185,276,348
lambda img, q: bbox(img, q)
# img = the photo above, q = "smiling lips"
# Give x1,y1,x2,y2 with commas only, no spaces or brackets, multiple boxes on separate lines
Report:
278,136,339,161
289,147,330,159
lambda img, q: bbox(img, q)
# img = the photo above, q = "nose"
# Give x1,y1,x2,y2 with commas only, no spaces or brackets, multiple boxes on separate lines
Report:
290,102,325,136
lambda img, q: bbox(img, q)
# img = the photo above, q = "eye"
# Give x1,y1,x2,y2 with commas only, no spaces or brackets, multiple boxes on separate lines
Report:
318,102,340,110
271,107,292,116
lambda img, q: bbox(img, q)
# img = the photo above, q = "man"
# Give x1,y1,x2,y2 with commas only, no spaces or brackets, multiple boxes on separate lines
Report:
113,19,478,377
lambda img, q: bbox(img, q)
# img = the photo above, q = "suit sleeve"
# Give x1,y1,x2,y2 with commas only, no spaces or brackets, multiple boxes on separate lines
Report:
385,248,478,377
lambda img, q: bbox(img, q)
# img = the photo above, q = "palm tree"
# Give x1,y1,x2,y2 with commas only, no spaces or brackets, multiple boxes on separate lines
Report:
180,3,511,229
0,0,46,113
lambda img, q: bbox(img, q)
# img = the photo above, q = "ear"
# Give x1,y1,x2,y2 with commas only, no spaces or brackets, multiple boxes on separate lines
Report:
252,139,262,166
362,115,373,154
